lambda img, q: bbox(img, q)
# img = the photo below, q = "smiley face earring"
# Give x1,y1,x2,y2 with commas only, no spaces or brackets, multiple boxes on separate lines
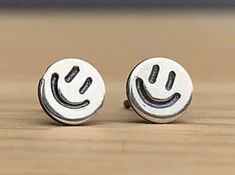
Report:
124,57,193,123
38,58,105,125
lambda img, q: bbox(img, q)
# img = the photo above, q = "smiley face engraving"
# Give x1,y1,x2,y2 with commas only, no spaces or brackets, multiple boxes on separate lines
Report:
126,57,193,123
136,77,181,109
51,72,90,109
38,58,105,125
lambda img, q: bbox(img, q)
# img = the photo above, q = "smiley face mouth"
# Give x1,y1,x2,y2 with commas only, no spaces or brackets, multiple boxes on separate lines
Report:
51,73,90,109
135,77,181,109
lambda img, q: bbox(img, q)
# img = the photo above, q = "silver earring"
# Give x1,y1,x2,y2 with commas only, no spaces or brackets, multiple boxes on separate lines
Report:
124,57,193,123
38,58,105,125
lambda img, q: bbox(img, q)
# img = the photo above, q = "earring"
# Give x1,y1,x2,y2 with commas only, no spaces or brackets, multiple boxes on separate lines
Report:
124,57,193,123
38,58,105,125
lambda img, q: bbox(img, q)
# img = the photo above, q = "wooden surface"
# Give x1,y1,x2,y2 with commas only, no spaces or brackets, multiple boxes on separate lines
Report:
0,10,235,174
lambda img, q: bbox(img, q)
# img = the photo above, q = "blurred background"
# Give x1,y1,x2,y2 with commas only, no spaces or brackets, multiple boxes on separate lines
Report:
0,0,234,83
1,2,235,175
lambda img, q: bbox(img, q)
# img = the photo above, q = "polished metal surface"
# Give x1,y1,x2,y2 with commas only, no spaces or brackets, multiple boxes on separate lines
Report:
38,58,105,125
126,57,193,123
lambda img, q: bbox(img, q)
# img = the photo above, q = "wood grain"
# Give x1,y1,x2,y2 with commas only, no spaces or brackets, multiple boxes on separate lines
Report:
0,10,235,175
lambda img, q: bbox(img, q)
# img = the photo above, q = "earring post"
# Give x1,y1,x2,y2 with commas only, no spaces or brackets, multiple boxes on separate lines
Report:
123,99,131,109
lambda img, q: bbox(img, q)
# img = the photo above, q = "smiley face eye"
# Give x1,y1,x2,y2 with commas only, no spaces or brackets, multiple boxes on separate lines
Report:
79,77,93,94
148,65,176,91
64,66,93,94
165,71,176,91
148,65,160,84
64,66,80,83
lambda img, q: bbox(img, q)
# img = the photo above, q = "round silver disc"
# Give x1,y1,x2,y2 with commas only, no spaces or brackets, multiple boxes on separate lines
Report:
38,58,105,125
126,57,193,123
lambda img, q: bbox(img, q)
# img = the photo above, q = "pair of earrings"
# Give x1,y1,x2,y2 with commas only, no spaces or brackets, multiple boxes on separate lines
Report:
38,57,193,125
